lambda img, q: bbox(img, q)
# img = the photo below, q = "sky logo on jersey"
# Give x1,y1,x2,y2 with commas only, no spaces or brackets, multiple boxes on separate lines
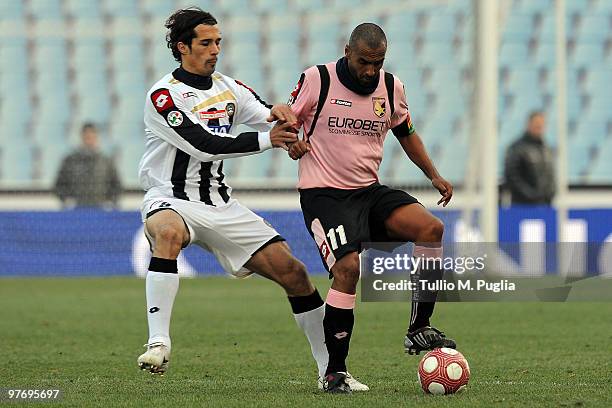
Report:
372,97,386,118
151,89,175,112
198,110,227,120
330,98,352,107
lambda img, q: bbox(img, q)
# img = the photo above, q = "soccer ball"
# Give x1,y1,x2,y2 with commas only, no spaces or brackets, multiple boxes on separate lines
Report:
418,348,470,395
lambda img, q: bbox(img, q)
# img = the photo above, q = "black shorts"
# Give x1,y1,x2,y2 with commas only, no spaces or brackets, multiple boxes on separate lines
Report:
299,182,420,272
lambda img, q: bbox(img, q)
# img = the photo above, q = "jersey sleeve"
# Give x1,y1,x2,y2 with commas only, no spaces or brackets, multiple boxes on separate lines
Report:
144,86,272,162
390,76,416,138
233,80,274,132
287,67,319,131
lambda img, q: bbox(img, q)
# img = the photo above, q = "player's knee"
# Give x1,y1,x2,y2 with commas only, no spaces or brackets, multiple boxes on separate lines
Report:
155,224,185,250
331,254,360,286
418,218,444,242
279,258,311,293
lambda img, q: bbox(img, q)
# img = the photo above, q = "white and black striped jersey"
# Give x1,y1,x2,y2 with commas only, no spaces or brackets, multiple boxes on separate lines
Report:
139,67,273,206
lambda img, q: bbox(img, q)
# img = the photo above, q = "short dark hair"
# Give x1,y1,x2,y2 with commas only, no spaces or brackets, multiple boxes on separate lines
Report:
528,110,544,121
349,23,387,50
165,7,217,62
81,122,96,134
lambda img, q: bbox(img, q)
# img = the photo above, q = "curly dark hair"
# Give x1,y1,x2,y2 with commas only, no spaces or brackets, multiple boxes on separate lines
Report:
165,7,217,62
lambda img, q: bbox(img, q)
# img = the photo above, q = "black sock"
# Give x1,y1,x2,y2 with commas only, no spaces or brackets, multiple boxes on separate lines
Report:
287,289,324,314
323,304,354,375
409,267,443,332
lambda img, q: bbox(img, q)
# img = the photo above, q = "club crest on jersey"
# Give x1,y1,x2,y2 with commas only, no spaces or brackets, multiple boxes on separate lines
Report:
226,102,235,118
151,89,175,112
372,97,386,118
167,111,183,127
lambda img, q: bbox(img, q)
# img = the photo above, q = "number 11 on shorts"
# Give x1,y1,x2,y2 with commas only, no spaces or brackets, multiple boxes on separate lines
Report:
326,225,347,250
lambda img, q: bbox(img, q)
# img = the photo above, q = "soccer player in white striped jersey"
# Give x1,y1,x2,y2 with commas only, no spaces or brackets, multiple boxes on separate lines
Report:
136,7,368,391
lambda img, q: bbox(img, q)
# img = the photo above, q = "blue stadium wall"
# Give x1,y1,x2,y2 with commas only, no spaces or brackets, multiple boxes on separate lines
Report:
1,208,611,277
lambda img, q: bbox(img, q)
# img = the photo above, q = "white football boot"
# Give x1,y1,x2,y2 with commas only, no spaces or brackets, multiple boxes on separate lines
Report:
137,342,170,375
318,371,369,391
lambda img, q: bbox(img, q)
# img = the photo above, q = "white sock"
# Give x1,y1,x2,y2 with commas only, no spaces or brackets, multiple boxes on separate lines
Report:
294,304,329,378
146,270,179,349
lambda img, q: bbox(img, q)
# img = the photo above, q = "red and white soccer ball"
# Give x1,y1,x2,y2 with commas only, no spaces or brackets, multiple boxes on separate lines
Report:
418,348,470,395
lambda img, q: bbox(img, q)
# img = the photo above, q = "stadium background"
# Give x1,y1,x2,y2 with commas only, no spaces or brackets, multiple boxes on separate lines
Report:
0,0,611,276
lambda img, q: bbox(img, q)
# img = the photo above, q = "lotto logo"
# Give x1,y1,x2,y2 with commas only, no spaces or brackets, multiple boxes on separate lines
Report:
151,89,175,112
156,94,168,107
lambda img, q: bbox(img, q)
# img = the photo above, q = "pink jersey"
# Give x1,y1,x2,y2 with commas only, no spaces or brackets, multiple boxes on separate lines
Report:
289,61,414,189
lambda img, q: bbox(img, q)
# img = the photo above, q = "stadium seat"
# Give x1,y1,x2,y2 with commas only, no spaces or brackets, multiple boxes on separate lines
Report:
0,1,23,20
501,13,534,42
418,41,456,66
267,41,302,74
304,40,341,67
575,14,610,42
141,0,174,18
1,140,34,186
568,140,592,181
565,0,592,15
512,0,553,13
268,68,300,104
385,10,418,45
500,42,530,66
584,68,612,94
28,0,63,19
272,149,299,186
65,0,101,18
570,42,605,66
592,0,612,13
103,0,139,18
378,139,402,180
292,0,325,12
424,13,456,41
253,0,289,14
233,150,274,187
575,119,609,145
585,140,612,183
265,14,300,45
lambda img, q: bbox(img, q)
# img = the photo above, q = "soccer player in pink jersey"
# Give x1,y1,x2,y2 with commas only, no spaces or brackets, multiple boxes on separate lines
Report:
288,23,456,393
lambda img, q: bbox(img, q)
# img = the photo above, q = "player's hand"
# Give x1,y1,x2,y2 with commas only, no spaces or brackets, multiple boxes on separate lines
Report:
288,140,311,160
432,177,453,207
267,104,298,127
270,121,298,151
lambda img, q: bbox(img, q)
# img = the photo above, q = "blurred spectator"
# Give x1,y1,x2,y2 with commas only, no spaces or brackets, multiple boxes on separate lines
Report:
54,123,122,208
504,111,555,205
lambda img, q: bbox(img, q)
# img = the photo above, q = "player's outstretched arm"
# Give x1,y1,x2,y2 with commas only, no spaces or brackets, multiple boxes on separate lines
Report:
398,132,453,206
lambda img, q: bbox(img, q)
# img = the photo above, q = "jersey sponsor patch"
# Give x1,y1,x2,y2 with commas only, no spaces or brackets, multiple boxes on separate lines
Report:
372,97,386,118
152,89,175,112
287,73,305,106
182,91,197,99
167,110,183,127
330,98,352,107
198,110,227,120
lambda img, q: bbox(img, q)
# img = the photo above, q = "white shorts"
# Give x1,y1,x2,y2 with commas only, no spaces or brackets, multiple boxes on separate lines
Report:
141,197,282,277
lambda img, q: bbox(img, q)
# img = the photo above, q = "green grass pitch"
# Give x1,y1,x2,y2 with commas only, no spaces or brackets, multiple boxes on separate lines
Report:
1,277,611,407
